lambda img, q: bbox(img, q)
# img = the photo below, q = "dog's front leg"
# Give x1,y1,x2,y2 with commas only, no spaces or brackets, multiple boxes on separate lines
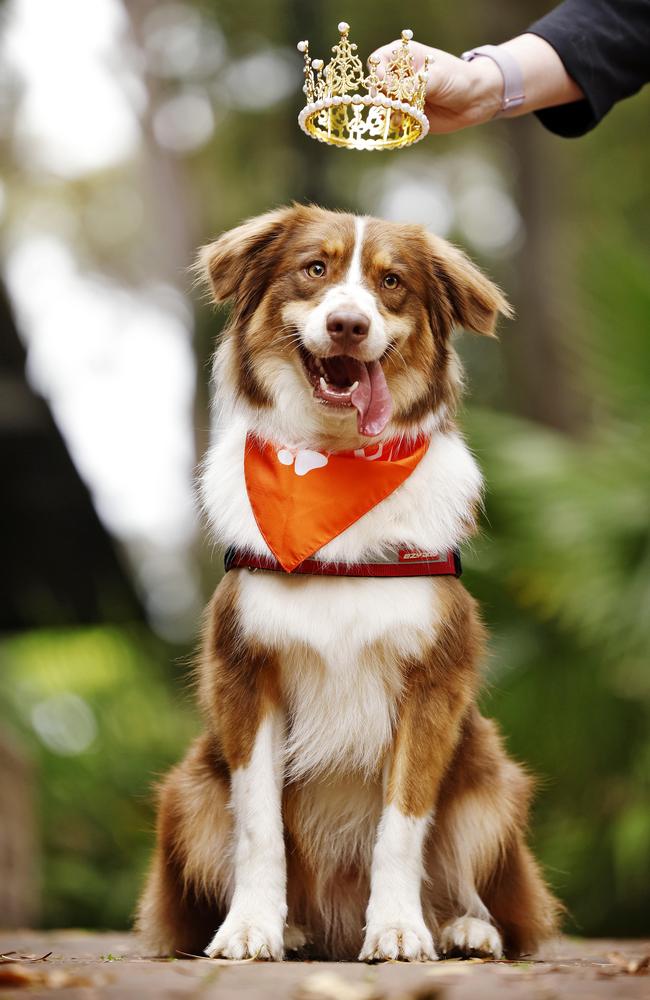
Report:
360,795,437,963
360,603,477,962
205,708,286,960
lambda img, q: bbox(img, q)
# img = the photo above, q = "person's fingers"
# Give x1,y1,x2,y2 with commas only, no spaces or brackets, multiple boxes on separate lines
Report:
369,54,445,104
368,40,434,71
365,41,474,134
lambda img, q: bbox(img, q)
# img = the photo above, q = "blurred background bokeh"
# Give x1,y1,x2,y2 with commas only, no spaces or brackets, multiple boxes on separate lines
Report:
0,0,648,938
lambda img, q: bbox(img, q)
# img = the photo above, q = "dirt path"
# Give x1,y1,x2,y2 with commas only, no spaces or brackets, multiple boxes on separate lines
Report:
0,931,648,998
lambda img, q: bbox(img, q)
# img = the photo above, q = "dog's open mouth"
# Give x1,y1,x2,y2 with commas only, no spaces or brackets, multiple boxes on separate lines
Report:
300,348,392,437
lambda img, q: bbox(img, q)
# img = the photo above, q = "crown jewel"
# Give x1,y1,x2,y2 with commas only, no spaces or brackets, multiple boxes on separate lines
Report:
297,23,430,151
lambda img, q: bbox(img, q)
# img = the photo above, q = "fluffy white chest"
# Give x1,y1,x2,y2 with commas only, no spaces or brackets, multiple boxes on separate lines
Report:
237,571,441,778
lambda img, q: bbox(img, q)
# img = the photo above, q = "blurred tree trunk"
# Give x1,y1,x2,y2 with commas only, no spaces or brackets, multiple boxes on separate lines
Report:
286,0,329,203
121,0,199,286
121,0,208,611
121,0,205,459
0,731,38,927
503,116,589,433
481,1,590,434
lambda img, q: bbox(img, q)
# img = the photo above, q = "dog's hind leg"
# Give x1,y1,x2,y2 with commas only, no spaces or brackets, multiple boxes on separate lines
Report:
430,712,560,959
481,833,562,957
135,735,231,957
436,832,559,959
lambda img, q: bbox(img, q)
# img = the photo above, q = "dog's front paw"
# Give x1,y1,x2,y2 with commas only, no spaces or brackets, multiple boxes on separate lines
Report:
359,920,437,962
205,911,284,961
439,916,503,959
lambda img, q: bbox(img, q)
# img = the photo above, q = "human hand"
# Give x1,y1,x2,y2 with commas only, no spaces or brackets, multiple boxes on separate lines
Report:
369,39,504,133
370,35,585,134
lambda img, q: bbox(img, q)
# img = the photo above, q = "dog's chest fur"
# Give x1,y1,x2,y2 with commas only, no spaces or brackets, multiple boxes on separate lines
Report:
202,403,482,779
237,572,441,779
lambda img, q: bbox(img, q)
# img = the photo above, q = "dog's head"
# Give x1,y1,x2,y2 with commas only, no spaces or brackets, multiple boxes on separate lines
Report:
199,204,510,445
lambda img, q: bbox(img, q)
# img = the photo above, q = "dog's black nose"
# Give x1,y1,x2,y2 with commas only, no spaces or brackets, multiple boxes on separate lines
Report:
326,310,370,345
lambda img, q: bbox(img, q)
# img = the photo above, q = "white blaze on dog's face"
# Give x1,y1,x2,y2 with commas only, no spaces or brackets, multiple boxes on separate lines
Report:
285,216,393,437
199,205,510,445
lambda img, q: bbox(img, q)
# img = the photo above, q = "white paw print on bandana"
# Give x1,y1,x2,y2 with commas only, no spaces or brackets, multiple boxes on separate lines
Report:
277,448,329,477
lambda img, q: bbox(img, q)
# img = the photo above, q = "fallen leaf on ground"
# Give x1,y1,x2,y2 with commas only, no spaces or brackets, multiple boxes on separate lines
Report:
604,952,650,975
176,949,256,964
296,971,383,1000
0,951,52,963
0,963,105,989
396,987,445,1000
0,964,36,986
426,961,475,976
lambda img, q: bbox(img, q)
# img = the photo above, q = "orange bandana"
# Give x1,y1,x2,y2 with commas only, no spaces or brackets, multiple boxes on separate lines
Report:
244,433,429,572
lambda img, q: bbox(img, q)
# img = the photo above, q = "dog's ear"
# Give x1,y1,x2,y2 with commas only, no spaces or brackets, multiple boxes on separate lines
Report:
196,206,298,314
427,234,513,337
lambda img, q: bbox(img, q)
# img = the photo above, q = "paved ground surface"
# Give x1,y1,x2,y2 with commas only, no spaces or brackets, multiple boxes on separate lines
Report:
0,931,648,999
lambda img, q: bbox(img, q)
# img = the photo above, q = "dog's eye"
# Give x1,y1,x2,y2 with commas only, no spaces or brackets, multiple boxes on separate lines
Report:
306,261,326,278
382,273,400,289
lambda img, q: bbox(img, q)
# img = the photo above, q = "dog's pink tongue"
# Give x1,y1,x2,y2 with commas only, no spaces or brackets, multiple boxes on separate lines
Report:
350,360,392,437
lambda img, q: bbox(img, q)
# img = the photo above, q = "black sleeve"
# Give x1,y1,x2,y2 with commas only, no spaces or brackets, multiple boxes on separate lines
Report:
527,0,650,137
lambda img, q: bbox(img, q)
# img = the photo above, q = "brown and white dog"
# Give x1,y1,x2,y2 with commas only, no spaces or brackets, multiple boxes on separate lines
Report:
136,204,560,962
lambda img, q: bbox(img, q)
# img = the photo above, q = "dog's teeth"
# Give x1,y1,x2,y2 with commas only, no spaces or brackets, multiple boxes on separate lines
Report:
349,380,359,392
319,376,328,391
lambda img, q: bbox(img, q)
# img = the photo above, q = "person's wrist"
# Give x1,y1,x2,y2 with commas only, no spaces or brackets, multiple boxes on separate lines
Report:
463,56,504,123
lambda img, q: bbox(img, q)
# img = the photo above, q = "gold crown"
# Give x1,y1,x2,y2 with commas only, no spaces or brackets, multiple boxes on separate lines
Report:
297,22,430,151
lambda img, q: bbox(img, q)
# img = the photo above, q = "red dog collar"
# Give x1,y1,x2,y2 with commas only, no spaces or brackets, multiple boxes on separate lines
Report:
224,546,461,578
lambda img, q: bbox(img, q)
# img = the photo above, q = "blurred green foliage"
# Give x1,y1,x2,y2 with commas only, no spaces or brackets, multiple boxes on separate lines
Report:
467,408,650,935
0,629,198,928
0,0,648,938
